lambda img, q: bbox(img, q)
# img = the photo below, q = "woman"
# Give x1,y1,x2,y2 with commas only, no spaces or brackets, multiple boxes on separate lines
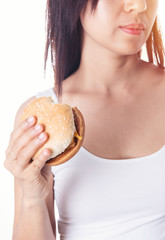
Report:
4,0,165,239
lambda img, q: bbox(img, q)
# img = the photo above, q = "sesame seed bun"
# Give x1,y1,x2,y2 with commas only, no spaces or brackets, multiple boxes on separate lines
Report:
21,96,85,166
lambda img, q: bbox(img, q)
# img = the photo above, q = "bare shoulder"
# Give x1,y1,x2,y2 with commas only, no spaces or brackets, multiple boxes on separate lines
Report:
141,60,165,91
144,63,165,119
151,64,165,90
14,96,36,128
149,63,165,102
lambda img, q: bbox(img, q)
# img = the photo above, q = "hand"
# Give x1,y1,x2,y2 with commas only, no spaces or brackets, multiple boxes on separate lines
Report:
4,116,52,202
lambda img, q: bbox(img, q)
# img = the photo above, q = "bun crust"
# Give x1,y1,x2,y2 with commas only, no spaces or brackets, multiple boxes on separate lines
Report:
21,97,85,166
46,107,85,166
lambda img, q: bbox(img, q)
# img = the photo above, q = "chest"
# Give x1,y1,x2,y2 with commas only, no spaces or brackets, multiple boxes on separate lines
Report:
60,79,165,159
74,91,165,159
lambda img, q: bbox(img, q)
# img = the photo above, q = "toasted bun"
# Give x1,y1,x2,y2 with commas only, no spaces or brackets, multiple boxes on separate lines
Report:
21,96,85,166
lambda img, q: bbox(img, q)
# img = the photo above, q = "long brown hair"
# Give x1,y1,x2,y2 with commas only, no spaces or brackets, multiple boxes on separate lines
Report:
44,0,165,97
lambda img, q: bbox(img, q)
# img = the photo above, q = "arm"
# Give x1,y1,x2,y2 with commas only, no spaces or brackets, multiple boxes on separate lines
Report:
4,97,56,240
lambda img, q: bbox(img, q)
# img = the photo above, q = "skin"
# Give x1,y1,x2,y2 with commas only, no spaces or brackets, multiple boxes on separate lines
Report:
60,0,165,158
4,0,165,239
66,0,158,94
5,97,56,240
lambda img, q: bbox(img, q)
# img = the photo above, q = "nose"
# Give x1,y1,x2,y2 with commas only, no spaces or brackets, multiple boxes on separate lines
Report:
124,0,147,13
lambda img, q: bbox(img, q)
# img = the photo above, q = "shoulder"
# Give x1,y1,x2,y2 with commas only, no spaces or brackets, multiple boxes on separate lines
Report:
150,62,164,78
152,64,165,89
138,61,165,107
150,64,165,98
148,64,165,108
14,96,36,129
140,60,165,88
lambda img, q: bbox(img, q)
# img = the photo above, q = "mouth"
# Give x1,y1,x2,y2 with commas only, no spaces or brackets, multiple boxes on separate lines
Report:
119,23,145,35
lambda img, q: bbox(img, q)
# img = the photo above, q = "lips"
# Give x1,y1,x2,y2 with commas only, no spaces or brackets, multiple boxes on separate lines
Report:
121,23,145,30
119,23,145,35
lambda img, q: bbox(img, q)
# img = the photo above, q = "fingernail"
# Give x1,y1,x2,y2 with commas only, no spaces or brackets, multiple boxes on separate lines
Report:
34,124,42,131
38,132,46,140
27,116,35,124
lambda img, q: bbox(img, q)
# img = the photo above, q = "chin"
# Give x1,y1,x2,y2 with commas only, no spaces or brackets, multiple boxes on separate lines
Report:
113,43,143,56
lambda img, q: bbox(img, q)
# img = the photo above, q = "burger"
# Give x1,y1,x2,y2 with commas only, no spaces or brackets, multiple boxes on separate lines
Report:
21,96,85,166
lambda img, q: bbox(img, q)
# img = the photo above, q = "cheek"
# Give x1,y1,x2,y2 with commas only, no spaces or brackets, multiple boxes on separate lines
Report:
143,2,158,42
80,0,117,44
80,0,158,55
146,0,158,26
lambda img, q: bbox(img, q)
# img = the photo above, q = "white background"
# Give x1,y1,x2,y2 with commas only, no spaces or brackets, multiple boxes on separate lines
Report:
0,1,164,239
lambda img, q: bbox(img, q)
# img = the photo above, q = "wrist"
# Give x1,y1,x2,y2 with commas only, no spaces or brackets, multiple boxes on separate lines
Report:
22,196,46,209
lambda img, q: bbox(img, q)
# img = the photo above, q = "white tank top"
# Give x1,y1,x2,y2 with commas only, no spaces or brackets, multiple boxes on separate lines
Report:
36,88,165,240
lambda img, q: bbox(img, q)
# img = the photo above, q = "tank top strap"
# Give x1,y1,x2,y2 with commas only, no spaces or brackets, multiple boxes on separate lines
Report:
36,88,59,103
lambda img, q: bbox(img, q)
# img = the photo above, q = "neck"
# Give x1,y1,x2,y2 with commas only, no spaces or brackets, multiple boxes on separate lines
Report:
75,33,142,96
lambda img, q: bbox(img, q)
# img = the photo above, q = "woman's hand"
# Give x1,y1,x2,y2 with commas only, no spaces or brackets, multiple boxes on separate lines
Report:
4,116,52,203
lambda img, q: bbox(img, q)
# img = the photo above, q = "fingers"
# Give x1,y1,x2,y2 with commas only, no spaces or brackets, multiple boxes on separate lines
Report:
16,132,49,168
29,148,52,174
11,134,51,179
4,114,53,202
11,123,45,161
7,116,37,154
4,116,50,175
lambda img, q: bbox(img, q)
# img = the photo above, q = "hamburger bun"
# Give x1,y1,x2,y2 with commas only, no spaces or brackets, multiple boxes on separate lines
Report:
21,96,85,166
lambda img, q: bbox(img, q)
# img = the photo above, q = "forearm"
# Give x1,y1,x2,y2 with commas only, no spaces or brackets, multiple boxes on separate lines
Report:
12,198,56,240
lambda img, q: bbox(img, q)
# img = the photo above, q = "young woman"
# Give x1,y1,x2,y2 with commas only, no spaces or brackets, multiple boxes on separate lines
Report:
4,0,165,239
